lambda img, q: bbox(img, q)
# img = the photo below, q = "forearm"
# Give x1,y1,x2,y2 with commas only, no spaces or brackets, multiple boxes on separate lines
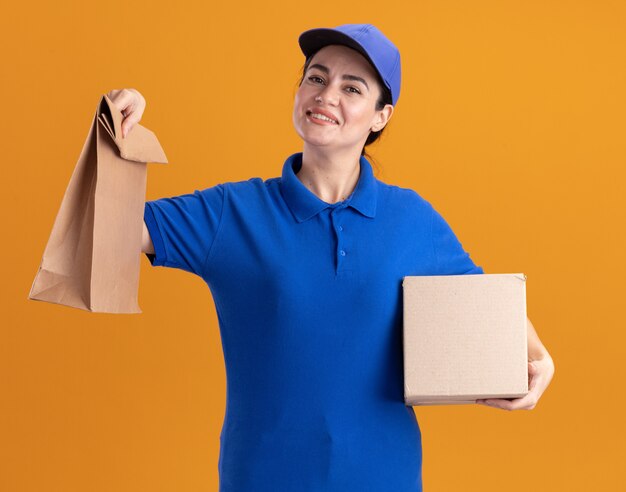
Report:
142,219,154,254
527,316,551,362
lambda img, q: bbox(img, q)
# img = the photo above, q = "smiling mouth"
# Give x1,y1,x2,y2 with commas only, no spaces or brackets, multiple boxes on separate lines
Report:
306,110,338,124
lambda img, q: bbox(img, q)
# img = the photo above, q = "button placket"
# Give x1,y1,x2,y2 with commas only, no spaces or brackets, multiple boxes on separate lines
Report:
331,206,348,273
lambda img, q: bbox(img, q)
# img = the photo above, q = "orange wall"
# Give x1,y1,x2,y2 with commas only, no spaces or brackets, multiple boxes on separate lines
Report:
3,1,625,491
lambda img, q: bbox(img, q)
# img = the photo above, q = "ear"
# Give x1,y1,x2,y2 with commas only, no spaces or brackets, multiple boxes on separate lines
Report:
371,104,394,132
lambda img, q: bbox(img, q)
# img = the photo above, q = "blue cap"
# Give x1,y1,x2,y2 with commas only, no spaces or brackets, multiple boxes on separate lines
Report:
298,24,401,106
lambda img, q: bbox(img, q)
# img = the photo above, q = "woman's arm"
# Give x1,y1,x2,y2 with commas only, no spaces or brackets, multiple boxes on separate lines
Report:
142,219,154,254
476,317,555,410
527,316,551,363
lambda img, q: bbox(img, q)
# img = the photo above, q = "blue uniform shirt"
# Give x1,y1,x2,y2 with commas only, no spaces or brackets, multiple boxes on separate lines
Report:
144,152,484,491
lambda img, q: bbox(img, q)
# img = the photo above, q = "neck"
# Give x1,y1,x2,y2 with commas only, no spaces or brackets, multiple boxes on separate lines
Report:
298,144,362,204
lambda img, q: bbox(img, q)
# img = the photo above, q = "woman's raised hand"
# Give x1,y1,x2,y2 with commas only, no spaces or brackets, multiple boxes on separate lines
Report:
106,88,146,139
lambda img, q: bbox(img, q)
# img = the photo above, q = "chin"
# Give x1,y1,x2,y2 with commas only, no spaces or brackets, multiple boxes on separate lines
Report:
294,126,332,148
300,134,337,148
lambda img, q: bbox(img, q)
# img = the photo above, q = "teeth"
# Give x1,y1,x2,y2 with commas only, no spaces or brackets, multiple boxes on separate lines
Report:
310,113,336,123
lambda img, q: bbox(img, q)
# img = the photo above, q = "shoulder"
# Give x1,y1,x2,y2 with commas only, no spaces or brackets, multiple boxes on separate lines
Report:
377,181,435,216
204,175,280,198
196,176,281,214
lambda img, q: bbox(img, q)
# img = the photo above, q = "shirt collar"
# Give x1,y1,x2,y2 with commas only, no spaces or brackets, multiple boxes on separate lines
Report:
280,152,378,223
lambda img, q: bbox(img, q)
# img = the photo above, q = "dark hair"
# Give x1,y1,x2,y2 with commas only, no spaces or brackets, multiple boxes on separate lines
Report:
296,48,393,161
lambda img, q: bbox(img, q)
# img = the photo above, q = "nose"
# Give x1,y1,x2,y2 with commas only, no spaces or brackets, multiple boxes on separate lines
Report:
317,82,340,106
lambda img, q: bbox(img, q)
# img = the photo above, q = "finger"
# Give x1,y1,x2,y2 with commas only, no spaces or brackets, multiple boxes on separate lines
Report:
106,89,122,101
109,89,137,116
477,362,544,410
529,371,540,392
481,398,517,411
483,397,513,409
527,362,537,387
482,389,539,410
528,361,552,396
121,114,138,138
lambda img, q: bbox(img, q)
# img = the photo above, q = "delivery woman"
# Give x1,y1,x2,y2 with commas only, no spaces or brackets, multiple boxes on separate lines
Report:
108,24,554,492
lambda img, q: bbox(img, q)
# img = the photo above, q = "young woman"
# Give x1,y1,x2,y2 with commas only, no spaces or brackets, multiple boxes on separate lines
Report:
109,24,554,492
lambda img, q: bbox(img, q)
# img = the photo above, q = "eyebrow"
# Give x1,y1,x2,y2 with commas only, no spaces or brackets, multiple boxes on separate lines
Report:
307,63,370,91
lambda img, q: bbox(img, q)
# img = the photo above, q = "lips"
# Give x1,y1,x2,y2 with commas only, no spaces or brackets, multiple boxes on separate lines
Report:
306,107,340,124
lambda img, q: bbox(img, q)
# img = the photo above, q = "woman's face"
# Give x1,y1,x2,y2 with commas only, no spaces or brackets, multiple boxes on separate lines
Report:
292,44,393,155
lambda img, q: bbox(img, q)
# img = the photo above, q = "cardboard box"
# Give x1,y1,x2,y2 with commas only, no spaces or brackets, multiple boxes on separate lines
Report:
402,273,529,406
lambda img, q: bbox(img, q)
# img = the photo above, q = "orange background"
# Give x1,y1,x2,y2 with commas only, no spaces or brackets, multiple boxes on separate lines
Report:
2,1,625,490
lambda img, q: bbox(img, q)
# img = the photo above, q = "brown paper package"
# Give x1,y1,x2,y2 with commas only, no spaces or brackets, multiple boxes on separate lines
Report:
28,94,168,313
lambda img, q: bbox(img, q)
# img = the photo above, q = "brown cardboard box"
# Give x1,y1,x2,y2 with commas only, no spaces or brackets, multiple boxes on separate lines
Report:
28,94,168,313
403,273,529,405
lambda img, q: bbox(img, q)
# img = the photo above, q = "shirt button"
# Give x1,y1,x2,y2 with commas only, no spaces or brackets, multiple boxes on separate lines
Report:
340,250,346,256
338,225,343,231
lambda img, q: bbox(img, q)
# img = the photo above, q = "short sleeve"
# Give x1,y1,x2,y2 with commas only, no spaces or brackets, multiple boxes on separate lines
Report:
430,205,484,275
143,184,225,277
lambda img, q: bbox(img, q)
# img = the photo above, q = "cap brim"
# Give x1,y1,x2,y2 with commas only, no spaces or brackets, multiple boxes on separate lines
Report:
298,28,375,68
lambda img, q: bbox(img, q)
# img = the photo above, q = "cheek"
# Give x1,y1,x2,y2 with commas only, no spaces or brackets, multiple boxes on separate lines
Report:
345,105,375,126
293,88,306,112
292,92,305,130
293,97,303,123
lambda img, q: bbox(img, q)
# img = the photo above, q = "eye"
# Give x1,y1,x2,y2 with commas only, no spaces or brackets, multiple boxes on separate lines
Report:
346,86,361,94
308,75,324,84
